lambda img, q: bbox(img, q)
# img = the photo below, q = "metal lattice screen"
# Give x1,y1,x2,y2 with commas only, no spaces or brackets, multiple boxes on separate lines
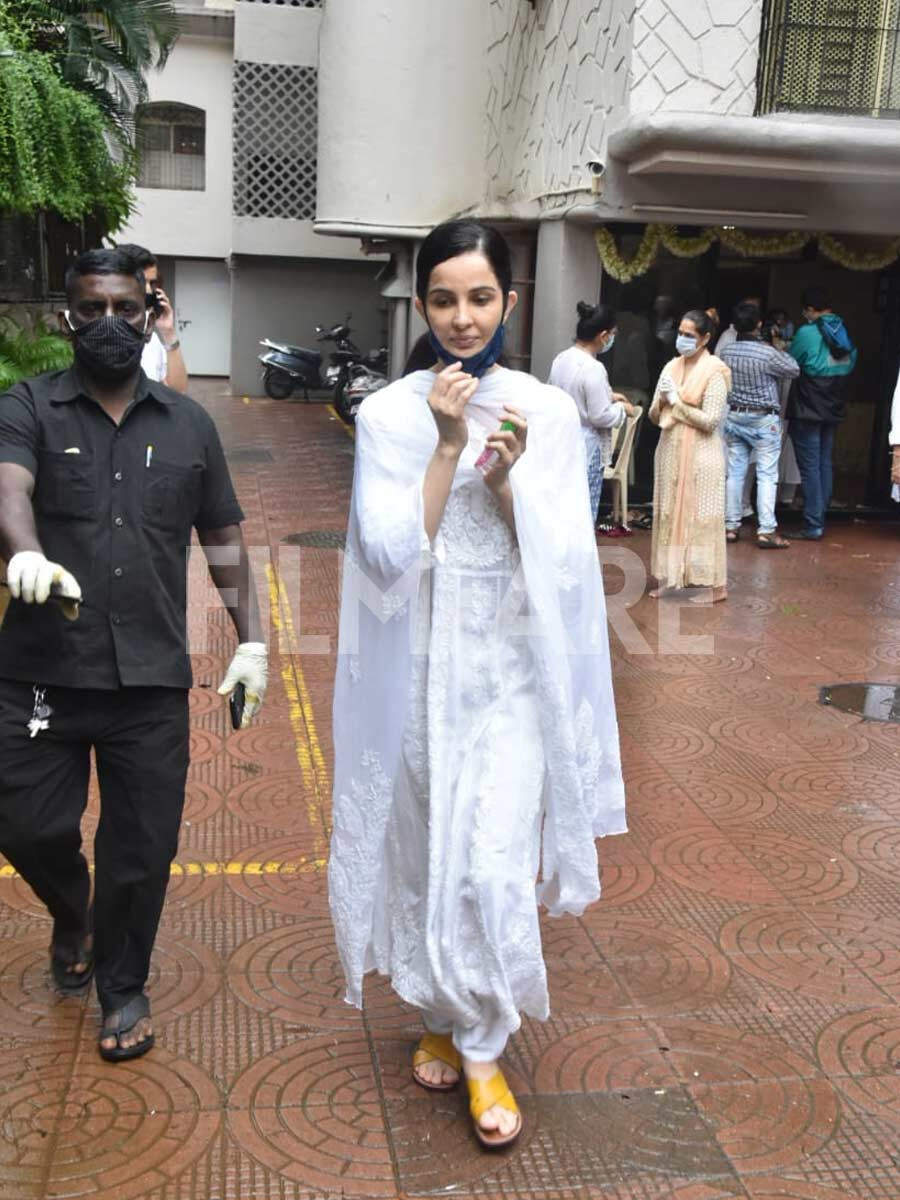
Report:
233,62,318,219
758,0,900,117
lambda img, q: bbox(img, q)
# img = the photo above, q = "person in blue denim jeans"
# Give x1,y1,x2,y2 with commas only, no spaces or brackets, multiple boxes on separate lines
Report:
787,288,858,539
720,302,799,549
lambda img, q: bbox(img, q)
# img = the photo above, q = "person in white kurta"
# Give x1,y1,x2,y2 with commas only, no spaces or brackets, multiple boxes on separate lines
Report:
548,303,635,521
329,366,627,1034
329,220,626,1148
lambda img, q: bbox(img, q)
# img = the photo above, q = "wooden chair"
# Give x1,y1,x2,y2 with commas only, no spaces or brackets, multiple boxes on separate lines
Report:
603,408,643,529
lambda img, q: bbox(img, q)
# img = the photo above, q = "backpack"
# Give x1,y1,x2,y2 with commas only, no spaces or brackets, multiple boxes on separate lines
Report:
817,314,855,361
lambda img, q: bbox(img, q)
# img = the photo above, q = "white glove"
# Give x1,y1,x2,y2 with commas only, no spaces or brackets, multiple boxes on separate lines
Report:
217,642,268,728
7,551,82,605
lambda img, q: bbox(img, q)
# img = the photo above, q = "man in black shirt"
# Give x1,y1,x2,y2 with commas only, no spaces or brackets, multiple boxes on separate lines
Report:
0,248,267,1061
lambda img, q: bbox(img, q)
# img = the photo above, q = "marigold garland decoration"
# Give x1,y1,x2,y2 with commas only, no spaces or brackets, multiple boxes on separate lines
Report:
819,233,900,272
718,229,808,257
594,225,900,281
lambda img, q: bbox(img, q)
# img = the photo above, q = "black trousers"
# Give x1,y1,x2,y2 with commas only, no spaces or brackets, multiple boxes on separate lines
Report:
0,681,189,1012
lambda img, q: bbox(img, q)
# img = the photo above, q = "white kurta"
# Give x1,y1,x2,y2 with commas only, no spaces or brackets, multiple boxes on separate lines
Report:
328,368,627,1020
372,472,550,1037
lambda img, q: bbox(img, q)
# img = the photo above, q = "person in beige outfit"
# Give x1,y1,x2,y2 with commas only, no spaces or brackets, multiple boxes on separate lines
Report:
649,309,732,604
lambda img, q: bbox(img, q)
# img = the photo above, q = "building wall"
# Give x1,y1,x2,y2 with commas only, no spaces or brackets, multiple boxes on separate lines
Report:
484,0,635,208
232,1,366,261
629,0,761,117
316,0,491,233
229,257,386,395
483,0,762,213
117,35,233,259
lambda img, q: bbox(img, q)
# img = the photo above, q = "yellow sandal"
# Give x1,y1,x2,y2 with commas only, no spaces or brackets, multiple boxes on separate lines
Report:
466,1069,522,1149
412,1032,461,1092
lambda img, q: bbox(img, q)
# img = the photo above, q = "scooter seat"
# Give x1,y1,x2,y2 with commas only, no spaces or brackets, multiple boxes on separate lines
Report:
264,341,321,363
284,344,320,360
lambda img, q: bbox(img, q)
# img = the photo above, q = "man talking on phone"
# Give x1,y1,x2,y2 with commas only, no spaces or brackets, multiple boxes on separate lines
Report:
0,248,266,1061
116,243,188,393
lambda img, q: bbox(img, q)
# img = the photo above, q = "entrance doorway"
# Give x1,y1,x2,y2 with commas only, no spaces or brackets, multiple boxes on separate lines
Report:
173,258,231,377
601,233,897,514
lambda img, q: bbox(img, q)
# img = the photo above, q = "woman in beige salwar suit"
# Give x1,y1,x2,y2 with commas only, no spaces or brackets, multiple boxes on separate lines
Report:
649,309,732,604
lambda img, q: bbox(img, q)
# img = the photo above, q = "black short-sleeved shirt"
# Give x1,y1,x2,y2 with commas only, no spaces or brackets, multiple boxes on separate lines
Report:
0,368,244,689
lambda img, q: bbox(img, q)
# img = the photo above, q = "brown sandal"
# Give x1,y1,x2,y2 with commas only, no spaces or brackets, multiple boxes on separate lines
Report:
757,532,791,549
726,529,740,543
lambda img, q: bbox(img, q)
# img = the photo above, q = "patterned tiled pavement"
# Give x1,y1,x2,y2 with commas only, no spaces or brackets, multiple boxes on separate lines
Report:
1,381,900,1200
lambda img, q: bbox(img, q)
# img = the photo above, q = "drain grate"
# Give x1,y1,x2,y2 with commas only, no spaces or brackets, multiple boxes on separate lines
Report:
281,530,346,549
821,683,900,722
226,448,274,464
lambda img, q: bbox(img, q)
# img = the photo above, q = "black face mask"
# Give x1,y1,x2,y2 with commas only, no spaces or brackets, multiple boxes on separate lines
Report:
66,313,148,382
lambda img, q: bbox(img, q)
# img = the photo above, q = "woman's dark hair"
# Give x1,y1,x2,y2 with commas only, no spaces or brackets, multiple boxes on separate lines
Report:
415,220,512,304
682,308,719,342
575,300,616,341
402,332,436,375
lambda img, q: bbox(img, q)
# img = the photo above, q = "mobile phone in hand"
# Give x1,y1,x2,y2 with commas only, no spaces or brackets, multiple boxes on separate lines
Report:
229,682,246,731
145,289,164,318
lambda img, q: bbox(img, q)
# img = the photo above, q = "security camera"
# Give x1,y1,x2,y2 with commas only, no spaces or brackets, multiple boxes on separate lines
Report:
587,160,606,195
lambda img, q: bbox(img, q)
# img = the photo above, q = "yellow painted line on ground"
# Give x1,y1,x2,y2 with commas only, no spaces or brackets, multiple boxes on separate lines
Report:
0,860,326,880
327,404,356,439
266,563,331,849
266,562,315,797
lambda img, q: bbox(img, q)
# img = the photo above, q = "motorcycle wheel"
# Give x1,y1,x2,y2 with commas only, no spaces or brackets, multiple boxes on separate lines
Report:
264,366,295,400
333,381,355,425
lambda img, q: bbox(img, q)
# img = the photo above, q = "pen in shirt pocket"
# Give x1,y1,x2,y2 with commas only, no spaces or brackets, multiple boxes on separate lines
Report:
145,444,153,468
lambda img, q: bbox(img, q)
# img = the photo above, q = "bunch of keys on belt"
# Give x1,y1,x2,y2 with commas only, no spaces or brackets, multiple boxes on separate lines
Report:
28,685,53,738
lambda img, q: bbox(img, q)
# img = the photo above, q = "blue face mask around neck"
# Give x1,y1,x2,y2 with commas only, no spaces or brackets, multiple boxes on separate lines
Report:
427,320,506,379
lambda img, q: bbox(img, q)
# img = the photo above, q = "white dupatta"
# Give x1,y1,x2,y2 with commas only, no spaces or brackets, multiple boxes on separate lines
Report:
328,368,626,1007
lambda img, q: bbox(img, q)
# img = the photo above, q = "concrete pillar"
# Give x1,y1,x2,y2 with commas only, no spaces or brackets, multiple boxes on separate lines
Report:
530,220,604,381
317,0,490,232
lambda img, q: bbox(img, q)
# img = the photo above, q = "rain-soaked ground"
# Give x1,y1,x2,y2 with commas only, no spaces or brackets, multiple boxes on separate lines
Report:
0,380,899,1200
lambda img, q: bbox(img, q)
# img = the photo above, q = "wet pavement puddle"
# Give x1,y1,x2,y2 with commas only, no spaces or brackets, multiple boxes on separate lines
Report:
820,682,900,721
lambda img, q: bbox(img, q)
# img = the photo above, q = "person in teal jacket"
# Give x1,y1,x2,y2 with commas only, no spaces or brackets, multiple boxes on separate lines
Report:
787,287,858,539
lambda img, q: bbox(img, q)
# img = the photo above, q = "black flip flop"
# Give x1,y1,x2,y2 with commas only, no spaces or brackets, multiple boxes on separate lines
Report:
98,994,155,1062
50,931,94,994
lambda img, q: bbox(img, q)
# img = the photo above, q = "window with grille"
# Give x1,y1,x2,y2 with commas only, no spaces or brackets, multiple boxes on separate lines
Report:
758,0,900,117
233,63,318,220
136,103,206,189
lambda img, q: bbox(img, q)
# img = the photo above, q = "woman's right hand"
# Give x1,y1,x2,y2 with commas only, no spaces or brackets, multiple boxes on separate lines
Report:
657,379,673,405
428,362,478,454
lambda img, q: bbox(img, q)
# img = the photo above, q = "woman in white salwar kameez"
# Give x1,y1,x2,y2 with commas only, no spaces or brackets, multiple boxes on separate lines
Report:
328,221,626,1149
548,302,637,524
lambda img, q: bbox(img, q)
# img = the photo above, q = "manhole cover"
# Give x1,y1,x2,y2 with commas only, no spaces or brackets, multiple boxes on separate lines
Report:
226,448,274,463
281,530,346,549
821,683,900,722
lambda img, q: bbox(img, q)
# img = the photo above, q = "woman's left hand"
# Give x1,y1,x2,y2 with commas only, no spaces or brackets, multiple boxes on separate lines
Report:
482,406,527,491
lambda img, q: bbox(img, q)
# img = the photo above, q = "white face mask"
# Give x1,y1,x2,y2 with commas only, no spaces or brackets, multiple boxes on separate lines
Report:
676,334,699,356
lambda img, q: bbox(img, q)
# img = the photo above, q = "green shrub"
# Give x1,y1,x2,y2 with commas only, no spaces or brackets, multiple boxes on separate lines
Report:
0,313,72,390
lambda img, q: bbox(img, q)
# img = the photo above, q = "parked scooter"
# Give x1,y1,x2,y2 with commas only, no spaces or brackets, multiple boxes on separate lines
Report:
339,362,389,422
258,316,387,408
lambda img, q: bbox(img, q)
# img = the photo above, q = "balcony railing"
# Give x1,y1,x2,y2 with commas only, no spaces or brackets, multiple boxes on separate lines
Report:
757,0,900,118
